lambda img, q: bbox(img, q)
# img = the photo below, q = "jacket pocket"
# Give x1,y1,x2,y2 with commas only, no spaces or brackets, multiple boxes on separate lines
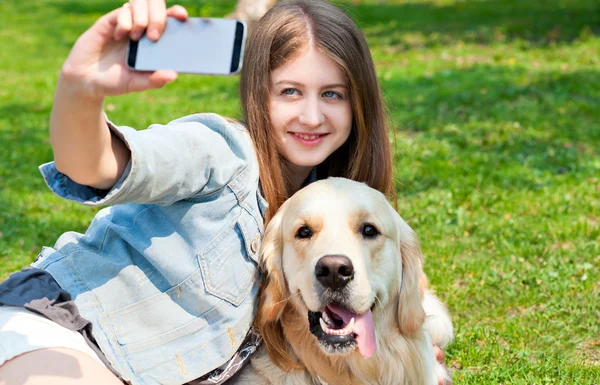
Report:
197,213,259,306
106,285,210,350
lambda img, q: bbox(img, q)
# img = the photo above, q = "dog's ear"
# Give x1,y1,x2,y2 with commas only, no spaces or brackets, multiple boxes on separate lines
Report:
255,207,302,370
395,216,426,336
256,208,287,323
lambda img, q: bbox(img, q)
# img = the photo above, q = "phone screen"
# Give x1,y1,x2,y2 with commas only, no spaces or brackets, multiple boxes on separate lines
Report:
127,18,246,75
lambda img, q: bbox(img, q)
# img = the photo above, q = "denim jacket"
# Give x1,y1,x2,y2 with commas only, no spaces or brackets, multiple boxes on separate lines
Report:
32,113,266,385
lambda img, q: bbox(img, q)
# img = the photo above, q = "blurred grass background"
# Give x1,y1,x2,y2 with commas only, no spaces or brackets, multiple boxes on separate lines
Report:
0,0,598,383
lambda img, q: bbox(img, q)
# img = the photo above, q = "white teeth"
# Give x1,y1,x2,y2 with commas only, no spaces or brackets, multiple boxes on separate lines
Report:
295,133,320,140
320,318,330,333
322,311,333,326
319,316,355,336
347,317,355,331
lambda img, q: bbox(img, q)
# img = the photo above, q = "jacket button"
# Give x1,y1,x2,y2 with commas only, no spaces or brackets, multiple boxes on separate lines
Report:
250,236,260,254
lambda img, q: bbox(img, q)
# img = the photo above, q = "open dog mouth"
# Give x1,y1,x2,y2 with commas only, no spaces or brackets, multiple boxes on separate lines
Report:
308,303,377,358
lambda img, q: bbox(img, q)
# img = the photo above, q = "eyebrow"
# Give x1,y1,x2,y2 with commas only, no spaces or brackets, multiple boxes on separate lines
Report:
274,80,348,89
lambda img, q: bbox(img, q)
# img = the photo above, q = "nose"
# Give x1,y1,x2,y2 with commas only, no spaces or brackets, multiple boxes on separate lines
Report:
298,97,324,128
315,255,354,290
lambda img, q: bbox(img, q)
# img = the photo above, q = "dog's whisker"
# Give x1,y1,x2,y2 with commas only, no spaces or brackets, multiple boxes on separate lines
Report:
374,294,383,308
268,291,300,309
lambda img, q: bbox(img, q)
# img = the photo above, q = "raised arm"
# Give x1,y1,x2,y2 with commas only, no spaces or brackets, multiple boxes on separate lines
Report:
49,2,188,190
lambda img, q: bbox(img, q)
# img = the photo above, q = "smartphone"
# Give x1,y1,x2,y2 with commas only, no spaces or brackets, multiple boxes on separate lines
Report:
127,17,246,75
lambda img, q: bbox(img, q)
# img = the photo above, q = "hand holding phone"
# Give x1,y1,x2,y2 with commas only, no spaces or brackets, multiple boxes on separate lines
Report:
58,3,187,100
127,17,247,75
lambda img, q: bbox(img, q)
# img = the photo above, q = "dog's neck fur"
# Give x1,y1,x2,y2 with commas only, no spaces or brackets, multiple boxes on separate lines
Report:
274,304,430,385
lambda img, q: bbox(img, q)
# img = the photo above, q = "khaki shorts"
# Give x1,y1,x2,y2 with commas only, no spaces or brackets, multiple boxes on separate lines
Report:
0,306,103,366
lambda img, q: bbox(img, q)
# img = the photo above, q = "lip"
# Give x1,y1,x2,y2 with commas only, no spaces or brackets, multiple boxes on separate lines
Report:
288,132,329,147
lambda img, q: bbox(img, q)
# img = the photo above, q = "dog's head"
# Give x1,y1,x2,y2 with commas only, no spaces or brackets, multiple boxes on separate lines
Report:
256,178,425,370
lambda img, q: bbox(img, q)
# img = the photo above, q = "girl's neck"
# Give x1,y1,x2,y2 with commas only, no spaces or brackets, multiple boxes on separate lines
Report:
284,161,313,195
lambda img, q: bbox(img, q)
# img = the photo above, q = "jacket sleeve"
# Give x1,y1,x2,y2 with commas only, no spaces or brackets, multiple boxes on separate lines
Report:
39,113,252,206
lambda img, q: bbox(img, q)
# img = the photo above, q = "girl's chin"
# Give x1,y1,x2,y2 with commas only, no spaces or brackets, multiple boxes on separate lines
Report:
281,145,340,170
286,156,326,168
283,157,323,172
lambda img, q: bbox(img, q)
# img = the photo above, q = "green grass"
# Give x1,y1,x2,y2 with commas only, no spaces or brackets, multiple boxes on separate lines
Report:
1,0,598,383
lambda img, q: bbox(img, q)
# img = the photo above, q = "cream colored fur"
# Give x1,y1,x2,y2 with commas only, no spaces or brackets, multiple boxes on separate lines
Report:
232,178,453,385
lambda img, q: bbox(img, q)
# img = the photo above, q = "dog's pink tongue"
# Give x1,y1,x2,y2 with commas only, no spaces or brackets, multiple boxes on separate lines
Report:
327,304,376,358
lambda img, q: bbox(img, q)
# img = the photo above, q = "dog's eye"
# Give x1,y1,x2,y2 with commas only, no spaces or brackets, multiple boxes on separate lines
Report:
361,224,379,238
296,226,313,239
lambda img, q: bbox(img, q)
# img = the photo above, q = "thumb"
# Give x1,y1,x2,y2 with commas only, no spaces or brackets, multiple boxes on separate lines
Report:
127,70,178,92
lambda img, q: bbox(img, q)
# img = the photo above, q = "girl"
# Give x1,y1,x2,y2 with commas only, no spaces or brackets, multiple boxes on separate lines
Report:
0,1,443,384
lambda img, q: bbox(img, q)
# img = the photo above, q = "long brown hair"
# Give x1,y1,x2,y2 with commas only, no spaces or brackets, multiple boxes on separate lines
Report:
240,0,393,222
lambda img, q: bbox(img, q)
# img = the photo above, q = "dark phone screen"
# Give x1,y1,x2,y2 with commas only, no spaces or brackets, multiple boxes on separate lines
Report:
230,21,245,74
127,40,139,69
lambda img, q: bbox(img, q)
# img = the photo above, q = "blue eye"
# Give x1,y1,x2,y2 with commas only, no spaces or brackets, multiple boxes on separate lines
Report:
323,91,342,99
282,88,300,96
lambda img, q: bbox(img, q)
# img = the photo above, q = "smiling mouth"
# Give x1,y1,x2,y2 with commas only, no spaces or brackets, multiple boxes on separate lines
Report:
293,133,326,140
307,303,377,358
289,132,328,144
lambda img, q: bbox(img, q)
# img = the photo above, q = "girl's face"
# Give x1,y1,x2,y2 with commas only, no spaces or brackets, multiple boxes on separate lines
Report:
269,47,353,175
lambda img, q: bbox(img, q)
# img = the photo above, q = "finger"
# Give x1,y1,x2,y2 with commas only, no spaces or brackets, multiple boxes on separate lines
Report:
89,5,130,42
114,4,133,40
146,0,167,41
149,70,178,85
129,0,149,40
127,70,178,92
166,4,188,21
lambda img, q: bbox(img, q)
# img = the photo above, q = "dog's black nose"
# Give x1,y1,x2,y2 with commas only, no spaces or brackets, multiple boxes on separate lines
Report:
315,255,354,290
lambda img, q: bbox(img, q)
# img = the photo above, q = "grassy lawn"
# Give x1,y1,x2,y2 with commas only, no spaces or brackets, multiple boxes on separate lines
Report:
1,0,598,383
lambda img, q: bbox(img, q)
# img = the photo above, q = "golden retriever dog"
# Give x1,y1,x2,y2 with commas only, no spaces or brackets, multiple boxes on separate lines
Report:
232,178,453,385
